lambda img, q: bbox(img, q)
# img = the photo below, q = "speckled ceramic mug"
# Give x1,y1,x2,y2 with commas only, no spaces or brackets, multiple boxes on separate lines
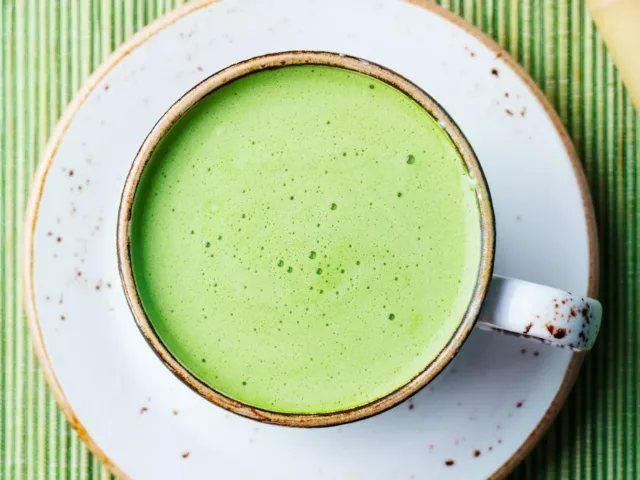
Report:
117,51,602,427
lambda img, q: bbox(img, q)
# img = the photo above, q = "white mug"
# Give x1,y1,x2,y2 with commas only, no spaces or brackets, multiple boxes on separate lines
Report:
118,51,602,427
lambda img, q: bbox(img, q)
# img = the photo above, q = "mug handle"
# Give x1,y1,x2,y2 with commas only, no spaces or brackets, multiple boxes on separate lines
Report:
477,276,602,351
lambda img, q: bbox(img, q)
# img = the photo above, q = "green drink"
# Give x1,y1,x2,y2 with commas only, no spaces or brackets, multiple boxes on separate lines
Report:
129,64,482,414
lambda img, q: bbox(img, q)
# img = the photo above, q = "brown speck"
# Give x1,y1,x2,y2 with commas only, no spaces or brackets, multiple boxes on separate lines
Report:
104,84,109,91
140,407,148,414
95,284,101,291
523,322,533,334
554,328,567,339
181,452,190,459
520,348,527,354
56,236,62,243
496,52,503,59
491,68,499,77
504,92,510,98
60,315,65,321
47,231,52,236
445,460,455,467
516,401,523,408
569,308,577,317
76,271,82,277
408,402,415,410
68,169,74,177
546,323,567,338
505,108,514,116
520,106,527,117
534,351,540,357
562,299,567,304
172,410,179,415
473,450,481,458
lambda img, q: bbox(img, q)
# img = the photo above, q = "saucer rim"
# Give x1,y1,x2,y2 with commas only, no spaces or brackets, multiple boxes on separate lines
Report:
21,0,599,478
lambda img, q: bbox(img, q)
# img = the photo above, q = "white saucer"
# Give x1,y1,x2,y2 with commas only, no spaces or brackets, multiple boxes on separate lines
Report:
24,0,598,478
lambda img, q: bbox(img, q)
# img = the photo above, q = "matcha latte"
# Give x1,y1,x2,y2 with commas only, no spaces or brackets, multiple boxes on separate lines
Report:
129,64,482,414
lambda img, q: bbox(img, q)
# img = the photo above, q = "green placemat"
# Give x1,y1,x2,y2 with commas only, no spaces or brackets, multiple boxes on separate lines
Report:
1,1,638,478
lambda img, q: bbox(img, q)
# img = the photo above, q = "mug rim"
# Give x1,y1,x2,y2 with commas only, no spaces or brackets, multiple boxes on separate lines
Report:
116,50,496,427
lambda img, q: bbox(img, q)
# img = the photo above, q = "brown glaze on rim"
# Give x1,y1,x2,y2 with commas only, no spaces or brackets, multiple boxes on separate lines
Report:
20,0,599,478
116,50,496,428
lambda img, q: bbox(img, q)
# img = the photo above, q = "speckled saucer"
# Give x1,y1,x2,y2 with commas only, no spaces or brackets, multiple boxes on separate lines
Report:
23,0,598,479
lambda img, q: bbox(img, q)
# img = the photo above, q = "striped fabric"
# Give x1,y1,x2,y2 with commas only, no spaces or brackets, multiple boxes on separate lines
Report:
0,1,638,478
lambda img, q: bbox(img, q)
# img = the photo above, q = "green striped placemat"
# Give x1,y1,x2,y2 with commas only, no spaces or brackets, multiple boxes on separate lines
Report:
1,1,638,478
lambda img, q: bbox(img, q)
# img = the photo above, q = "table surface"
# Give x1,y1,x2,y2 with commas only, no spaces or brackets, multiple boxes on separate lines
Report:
1,1,638,479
